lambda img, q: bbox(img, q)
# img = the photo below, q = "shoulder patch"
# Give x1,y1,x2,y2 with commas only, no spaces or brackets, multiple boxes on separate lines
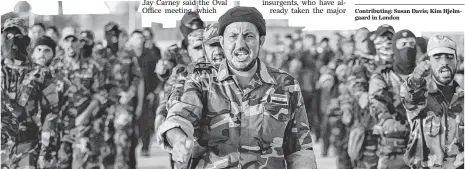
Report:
268,66,289,75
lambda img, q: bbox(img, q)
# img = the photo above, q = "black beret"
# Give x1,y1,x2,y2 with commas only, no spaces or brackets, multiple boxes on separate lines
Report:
35,36,57,57
218,6,266,36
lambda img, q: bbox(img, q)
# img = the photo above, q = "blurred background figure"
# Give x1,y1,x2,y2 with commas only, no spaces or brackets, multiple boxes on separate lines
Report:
119,28,129,50
317,37,335,67
46,26,60,43
139,27,162,157
27,22,46,53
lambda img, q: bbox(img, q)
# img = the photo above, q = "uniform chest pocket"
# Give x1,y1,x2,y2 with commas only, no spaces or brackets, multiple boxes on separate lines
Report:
262,100,291,144
204,93,231,142
424,111,442,137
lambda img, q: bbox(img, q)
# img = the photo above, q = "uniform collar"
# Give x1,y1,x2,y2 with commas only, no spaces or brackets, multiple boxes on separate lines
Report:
428,78,463,97
217,59,277,85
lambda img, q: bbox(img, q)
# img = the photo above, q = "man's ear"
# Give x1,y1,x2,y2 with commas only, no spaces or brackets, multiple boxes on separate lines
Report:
219,36,224,48
259,36,266,48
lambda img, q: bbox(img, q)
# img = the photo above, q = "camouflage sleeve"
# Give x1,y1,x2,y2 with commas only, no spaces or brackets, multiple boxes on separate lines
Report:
166,66,189,110
90,62,108,106
368,73,392,121
339,94,354,125
156,71,205,152
399,76,428,121
284,80,317,169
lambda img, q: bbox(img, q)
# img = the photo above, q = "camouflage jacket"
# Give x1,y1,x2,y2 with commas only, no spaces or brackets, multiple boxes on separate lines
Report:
368,65,407,121
94,47,117,68
102,48,142,106
368,65,410,156
48,55,108,123
157,60,317,169
400,78,464,168
156,63,192,117
1,60,53,143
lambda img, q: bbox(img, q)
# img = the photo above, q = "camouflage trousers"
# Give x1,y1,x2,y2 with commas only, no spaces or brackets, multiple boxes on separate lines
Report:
353,132,379,169
53,115,105,169
355,155,378,169
377,155,409,169
2,109,40,169
38,113,59,169
335,143,353,169
1,141,39,169
101,104,134,169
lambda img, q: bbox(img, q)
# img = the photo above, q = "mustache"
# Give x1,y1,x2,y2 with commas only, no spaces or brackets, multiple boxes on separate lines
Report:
438,66,452,73
233,48,250,56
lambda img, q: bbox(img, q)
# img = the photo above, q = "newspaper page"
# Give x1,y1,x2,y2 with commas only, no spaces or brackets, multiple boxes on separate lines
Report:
0,0,464,168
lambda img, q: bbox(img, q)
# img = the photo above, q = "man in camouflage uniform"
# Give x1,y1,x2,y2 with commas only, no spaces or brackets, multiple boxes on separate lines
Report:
154,12,205,169
346,28,379,169
1,18,55,169
353,27,376,78
401,35,464,169
327,37,359,169
369,27,414,169
94,22,122,67
327,63,353,169
155,23,224,169
47,27,107,169
100,30,144,169
156,7,317,169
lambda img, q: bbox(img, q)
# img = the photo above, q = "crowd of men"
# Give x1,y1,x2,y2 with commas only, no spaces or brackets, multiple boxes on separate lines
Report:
1,5,464,169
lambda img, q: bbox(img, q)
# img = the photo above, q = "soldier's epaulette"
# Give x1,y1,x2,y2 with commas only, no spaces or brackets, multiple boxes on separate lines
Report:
190,62,215,74
268,66,291,76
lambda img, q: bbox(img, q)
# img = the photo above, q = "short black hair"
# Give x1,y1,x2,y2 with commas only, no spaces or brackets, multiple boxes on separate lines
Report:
131,30,144,36
305,34,316,40
321,37,329,43
285,34,293,39
47,26,59,36
32,23,46,31
143,27,154,38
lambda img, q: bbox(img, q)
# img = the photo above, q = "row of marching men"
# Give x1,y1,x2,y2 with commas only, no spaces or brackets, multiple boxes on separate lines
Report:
1,16,163,169
315,25,464,169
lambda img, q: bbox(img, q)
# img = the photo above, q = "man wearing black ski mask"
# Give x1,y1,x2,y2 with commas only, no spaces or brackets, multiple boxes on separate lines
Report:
94,22,121,66
369,29,416,169
1,17,41,169
80,30,95,59
1,18,30,62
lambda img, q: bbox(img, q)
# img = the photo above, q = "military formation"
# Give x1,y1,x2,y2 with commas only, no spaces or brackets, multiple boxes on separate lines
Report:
1,5,464,169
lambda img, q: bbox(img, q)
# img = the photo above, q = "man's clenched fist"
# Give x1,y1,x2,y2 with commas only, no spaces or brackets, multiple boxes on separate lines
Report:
411,60,431,86
173,137,193,169
166,128,193,169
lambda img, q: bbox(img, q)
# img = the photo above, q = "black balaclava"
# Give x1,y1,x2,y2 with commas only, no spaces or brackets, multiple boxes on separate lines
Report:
392,30,417,75
104,23,121,55
80,30,95,58
81,42,94,58
2,27,30,61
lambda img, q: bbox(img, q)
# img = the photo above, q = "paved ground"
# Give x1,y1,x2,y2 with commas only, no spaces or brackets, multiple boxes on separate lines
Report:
136,140,338,169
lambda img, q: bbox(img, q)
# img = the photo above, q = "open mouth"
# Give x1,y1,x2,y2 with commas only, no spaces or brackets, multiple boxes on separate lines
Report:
439,67,452,78
233,49,250,62
212,53,224,62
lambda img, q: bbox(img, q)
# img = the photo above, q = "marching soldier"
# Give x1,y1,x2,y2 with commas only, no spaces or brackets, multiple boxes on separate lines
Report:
369,27,414,169
101,30,144,169
156,7,317,169
401,35,464,169
1,18,54,168
48,27,107,169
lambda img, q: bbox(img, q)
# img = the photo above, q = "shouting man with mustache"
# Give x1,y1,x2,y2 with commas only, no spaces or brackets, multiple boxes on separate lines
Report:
156,7,317,169
401,35,464,169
